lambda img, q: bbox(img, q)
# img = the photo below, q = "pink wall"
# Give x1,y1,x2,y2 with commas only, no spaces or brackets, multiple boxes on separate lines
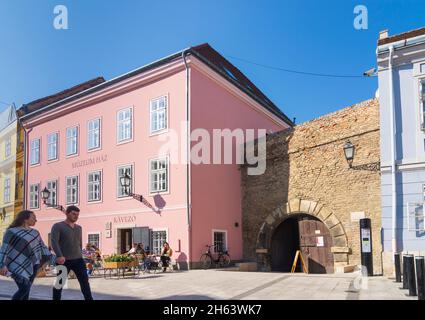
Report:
189,67,288,262
26,69,190,261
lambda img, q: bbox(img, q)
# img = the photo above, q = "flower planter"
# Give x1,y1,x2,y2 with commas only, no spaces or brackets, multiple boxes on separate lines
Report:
103,261,130,269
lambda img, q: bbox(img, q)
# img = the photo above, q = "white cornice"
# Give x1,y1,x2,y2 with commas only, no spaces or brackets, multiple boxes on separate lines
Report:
35,204,188,222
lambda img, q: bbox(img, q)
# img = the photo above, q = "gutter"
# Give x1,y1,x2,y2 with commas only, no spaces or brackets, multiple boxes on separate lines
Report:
182,50,192,270
377,34,425,54
22,125,31,210
388,45,398,257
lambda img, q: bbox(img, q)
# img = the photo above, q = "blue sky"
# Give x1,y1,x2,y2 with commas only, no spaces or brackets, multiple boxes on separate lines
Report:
0,0,424,124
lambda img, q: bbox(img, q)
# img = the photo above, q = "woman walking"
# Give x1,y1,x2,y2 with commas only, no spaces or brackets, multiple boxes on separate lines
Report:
0,210,55,300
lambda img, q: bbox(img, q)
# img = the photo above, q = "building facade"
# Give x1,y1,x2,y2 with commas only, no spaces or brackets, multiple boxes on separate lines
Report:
20,44,292,268
241,99,382,274
0,105,20,241
377,27,425,274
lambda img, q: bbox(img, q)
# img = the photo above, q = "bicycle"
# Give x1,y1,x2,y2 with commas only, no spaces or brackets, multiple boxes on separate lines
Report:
199,245,231,269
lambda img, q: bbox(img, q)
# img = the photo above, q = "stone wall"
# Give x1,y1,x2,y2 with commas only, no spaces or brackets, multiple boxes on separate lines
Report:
241,99,383,274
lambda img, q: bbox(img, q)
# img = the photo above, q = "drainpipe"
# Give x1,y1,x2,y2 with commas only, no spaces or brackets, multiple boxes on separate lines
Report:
182,50,192,269
22,125,31,210
388,45,398,257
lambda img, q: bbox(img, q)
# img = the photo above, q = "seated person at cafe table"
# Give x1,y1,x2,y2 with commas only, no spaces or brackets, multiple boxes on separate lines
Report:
160,242,173,272
82,243,96,275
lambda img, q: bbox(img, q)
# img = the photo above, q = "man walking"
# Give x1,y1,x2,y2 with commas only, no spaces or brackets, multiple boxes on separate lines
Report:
51,205,93,300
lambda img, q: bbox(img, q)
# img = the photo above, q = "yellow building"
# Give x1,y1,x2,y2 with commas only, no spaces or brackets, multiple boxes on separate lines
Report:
0,105,21,242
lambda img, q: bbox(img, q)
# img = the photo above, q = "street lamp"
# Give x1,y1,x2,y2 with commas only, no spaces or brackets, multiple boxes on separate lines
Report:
41,187,64,212
342,140,380,172
119,172,158,212
343,140,355,168
120,172,132,195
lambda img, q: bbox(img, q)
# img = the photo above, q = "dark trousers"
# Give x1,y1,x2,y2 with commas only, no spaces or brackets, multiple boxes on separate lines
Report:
52,258,93,300
161,256,170,267
12,264,39,300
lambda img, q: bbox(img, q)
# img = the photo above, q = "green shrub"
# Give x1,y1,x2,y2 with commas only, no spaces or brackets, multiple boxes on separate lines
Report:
104,254,135,262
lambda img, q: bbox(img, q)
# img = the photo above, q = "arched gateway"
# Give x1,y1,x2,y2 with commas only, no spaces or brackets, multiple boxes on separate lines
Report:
255,198,350,273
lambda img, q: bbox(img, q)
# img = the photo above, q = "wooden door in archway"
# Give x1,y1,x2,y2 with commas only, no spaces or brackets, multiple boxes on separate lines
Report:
298,216,334,273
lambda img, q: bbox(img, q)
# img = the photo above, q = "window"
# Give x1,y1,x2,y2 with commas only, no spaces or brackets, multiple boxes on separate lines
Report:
66,176,78,204
117,108,132,143
4,178,10,203
150,157,168,193
30,139,40,165
213,231,227,253
5,137,11,158
66,126,78,156
88,118,101,150
117,165,133,198
151,230,167,255
88,233,100,249
46,180,57,206
29,184,39,209
88,171,102,202
47,133,58,161
150,96,168,134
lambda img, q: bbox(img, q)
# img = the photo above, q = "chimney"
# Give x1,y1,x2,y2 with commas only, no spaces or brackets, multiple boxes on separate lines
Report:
379,29,389,40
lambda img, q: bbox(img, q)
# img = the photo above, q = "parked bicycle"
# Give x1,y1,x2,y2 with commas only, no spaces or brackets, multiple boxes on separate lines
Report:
200,245,231,269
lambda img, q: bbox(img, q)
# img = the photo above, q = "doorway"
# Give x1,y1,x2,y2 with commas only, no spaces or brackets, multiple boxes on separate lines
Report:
271,214,334,273
119,228,133,254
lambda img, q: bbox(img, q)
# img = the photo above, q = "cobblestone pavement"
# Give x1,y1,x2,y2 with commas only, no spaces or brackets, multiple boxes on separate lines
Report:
0,270,417,300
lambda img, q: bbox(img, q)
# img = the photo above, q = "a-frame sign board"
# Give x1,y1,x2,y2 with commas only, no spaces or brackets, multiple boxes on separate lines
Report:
290,250,308,274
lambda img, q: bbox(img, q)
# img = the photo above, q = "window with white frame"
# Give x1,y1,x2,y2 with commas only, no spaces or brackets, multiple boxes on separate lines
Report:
88,233,100,249
66,176,78,204
66,126,78,156
117,108,132,143
88,118,101,150
29,184,39,209
117,165,133,198
46,180,57,206
47,133,58,161
5,137,11,158
88,171,102,202
4,178,10,203
213,231,227,253
150,96,168,134
151,230,167,255
30,139,40,165
421,79,425,131
150,157,168,193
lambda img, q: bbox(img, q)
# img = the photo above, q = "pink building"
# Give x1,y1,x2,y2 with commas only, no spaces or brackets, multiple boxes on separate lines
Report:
19,44,292,268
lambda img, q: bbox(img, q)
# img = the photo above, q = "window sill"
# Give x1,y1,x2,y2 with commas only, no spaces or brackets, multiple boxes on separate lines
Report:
87,147,102,153
116,138,134,146
149,128,169,137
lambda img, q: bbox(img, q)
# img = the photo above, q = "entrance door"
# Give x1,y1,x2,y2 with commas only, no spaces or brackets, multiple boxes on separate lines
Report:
298,216,334,273
270,214,334,273
120,229,133,254
271,217,300,272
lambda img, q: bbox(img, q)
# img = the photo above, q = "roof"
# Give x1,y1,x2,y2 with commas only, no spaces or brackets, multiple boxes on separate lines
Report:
0,104,17,132
19,44,293,126
378,26,425,46
18,77,105,117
